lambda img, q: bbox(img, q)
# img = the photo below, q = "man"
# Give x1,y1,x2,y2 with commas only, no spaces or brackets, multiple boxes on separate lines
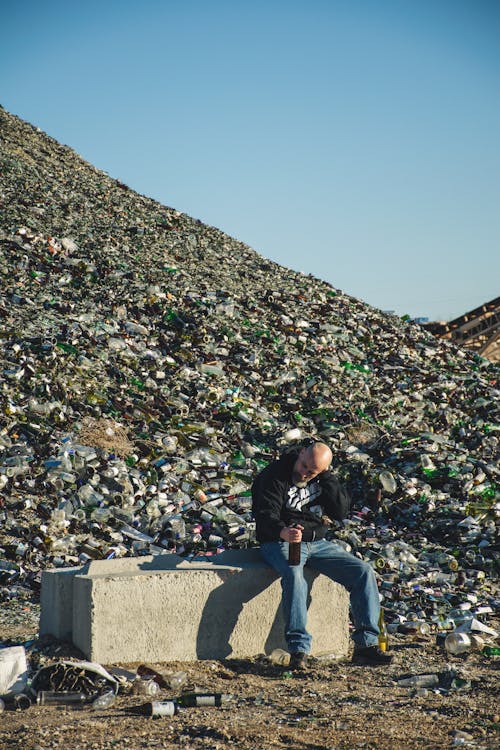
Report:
252,440,392,670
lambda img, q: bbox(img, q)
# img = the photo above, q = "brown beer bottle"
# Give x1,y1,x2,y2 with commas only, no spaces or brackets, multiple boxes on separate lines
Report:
288,524,301,566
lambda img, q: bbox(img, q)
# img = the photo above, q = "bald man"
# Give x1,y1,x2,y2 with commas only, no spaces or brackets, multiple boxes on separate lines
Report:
252,441,392,669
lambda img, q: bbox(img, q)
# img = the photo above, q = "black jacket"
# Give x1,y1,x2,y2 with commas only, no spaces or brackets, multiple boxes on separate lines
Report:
251,448,352,543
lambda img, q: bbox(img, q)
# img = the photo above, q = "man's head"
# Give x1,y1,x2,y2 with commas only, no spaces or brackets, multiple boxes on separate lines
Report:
292,442,332,487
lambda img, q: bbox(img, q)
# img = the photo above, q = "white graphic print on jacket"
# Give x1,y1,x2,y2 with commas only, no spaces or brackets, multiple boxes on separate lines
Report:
286,481,323,516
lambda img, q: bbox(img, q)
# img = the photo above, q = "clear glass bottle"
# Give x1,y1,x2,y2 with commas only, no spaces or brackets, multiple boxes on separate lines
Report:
132,678,160,696
268,648,290,666
397,674,439,688
445,633,471,655
163,671,187,690
136,665,187,690
92,691,116,710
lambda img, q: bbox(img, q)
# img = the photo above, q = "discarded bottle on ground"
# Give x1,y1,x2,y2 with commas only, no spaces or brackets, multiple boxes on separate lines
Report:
13,693,32,710
132,678,160,696
128,701,177,717
136,664,187,690
37,691,88,706
445,633,471,655
397,674,439,688
176,692,231,707
268,648,291,666
163,671,187,690
92,691,116,710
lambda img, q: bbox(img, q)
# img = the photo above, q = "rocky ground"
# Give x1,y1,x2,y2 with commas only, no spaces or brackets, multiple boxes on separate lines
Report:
0,600,498,750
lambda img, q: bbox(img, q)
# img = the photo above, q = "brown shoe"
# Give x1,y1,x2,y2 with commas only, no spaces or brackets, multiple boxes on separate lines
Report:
289,651,308,671
352,646,393,665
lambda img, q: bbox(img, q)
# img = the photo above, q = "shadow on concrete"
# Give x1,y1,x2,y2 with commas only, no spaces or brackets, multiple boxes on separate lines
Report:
195,549,316,659
195,565,281,659
134,553,189,571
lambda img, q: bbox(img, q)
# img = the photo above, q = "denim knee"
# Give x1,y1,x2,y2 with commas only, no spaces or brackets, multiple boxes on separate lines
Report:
358,560,377,582
359,560,374,577
281,564,306,587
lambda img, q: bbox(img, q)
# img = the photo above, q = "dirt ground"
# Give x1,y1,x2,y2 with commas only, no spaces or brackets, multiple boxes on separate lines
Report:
0,602,499,750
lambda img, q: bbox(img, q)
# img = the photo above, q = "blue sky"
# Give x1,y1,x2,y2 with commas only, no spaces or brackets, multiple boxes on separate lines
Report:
1,0,498,320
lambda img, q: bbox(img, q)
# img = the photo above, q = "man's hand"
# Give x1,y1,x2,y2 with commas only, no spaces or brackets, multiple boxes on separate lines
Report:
280,525,304,543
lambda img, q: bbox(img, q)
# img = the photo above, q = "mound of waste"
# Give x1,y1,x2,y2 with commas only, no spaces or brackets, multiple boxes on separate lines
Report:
0,106,498,633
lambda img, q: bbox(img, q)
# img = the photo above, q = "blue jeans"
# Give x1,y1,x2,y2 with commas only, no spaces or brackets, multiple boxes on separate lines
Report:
259,539,380,654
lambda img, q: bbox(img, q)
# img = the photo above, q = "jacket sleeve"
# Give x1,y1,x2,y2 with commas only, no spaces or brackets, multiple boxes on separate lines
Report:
251,469,288,542
319,473,352,521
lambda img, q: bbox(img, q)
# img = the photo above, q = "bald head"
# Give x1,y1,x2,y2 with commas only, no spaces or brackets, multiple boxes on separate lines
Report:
292,442,332,487
309,442,332,471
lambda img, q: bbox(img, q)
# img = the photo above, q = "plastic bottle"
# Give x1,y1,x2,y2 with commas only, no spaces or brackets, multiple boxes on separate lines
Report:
379,471,397,494
378,608,389,652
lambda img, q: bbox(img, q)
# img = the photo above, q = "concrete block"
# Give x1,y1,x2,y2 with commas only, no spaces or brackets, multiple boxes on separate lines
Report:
40,565,86,641
41,551,350,664
39,556,185,640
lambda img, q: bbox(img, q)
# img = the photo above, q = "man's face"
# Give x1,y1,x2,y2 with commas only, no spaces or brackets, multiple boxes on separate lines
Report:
292,448,324,488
